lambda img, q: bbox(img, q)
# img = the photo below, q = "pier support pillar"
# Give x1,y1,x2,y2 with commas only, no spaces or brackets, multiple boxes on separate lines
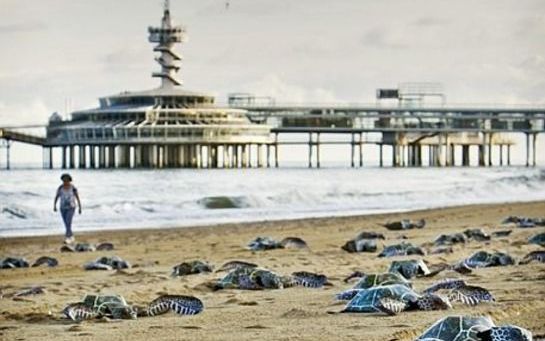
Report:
222,145,228,168
78,145,86,168
507,144,511,166
316,133,321,168
134,146,142,168
488,133,493,167
308,133,313,168
107,146,116,168
499,145,504,166
525,133,530,167
479,133,486,167
212,145,219,168
462,145,470,166
257,144,264,168
48,147,53,169
98,146,106,168
69,146,75,169
350,134,355,168
241,145,248,168
392,144,400,167
379,144,383,167
532,133,537,167
188,145,196,168
118,145,130,168
266,145,271,168
359,133,363,167
62,146,67,169
89,146,96,169
248,145,253,168
274,133,279,168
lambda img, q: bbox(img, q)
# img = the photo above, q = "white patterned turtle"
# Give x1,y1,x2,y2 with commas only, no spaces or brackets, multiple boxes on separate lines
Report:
342,284,451,315
416,315,532,341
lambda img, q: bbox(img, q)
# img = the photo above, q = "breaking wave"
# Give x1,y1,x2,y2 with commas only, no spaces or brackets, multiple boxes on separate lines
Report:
1,167,544,236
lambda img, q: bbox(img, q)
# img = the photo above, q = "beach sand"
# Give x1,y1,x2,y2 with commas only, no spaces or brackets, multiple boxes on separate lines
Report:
1,201,544,340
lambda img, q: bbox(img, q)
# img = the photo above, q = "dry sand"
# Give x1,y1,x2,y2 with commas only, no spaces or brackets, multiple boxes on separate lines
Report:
1,201,545,341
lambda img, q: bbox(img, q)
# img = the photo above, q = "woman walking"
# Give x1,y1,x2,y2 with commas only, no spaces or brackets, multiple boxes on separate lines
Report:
53,173,82,244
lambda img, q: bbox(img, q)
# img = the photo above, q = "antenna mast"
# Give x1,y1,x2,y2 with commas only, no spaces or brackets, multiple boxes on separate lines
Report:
148,0,186,88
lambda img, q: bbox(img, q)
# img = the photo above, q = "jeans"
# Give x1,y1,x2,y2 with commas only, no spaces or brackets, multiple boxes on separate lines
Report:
60,208,75,237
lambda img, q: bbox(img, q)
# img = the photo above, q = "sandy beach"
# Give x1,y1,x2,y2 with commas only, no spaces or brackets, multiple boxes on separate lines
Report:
1,201,544,341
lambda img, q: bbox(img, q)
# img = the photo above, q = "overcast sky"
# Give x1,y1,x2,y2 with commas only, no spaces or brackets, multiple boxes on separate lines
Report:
1,0,544,125
0,0,544,164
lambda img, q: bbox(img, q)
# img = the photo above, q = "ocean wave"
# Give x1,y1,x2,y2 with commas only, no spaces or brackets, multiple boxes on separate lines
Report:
1,206,30,219
1,167,544,237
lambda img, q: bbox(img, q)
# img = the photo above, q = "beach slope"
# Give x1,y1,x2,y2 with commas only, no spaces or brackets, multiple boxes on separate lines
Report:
1,201,544,340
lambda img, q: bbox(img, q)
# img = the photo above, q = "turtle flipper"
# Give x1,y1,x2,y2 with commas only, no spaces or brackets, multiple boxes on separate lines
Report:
145,296,172,316
377,297,407,315
335,289,361,301
423,278,467,294
62,303,97,321
448,285,495,305
146,295,203,317
168,295,204,315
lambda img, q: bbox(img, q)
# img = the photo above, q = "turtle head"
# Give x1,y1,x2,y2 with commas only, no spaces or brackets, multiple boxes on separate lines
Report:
343,271,365,283
122,306,138,320
416,294,452,311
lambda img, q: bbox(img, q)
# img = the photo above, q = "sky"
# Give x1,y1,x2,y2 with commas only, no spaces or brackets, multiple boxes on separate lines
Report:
0,0,544,165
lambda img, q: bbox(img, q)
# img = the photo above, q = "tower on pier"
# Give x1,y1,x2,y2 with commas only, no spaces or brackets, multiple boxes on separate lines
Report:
148,0,186,88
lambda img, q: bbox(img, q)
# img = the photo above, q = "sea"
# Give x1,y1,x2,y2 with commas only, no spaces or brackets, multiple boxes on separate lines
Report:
1,166,544,237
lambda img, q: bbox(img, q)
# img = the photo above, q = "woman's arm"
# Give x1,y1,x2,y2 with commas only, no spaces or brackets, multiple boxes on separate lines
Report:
75,191,82,214
53,191,59,212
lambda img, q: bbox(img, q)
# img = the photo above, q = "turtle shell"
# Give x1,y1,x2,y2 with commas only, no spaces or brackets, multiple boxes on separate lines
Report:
343,284,419,313
216,267,283,290
280,237,308,249
75,243,96,252
353,272,411,289
416,315,494,341
342,239,377,253
465,251,515,268
378,242,425,257
250,269,283,289
435,233,467,246
82,294,128,310
172,260,213,277
388,260,430,279
529,232,545,247
247,237,283,251
81,294,135,319
216,267,258,289
464,228,491,242
31,256,58,268
0,257,29,269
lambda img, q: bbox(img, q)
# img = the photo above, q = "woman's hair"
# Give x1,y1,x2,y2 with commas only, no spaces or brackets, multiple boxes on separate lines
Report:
60,173,72,182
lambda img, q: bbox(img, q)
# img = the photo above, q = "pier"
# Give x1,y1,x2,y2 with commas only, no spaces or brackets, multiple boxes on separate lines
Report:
1,2,544,170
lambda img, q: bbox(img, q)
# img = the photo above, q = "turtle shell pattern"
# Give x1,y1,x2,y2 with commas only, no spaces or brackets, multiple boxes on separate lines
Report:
353,272,411,289
82,294,136,319
344,284,419,313
416,315,495,341
388,260,430,279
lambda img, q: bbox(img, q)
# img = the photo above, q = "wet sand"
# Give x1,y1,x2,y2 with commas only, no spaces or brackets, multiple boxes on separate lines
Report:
1,201,544,340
